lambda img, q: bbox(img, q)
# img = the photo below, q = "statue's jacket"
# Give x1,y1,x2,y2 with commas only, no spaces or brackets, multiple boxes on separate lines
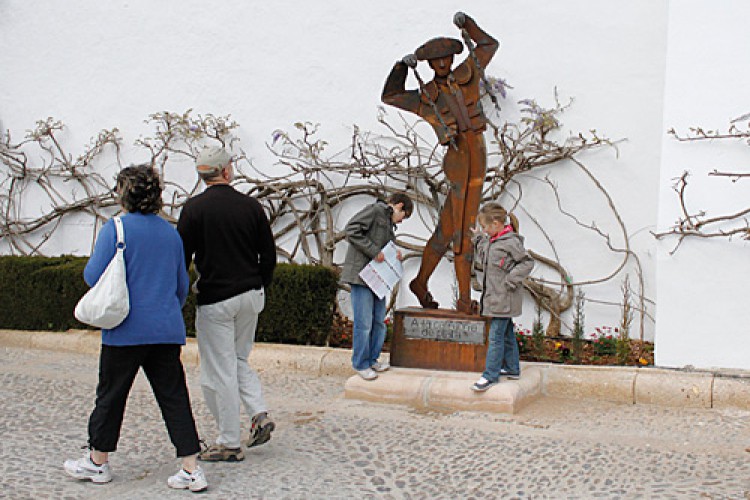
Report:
382,57,486,146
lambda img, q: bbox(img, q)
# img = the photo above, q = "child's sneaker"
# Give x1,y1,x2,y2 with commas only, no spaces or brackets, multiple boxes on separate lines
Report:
167,466,208,492
63,451,112,483
356,368,378,380
500,369,520,380
470,377,497,392
246,411,275,448
371,361,390,372
198,443,244,462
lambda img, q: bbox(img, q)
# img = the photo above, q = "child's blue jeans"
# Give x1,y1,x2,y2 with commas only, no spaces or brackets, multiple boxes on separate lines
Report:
350,284,387,371
482,317,520,382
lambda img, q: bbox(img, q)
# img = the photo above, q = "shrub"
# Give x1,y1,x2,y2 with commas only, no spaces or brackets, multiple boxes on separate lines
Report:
254,263,339,345
0,256,339,347
616,276,634,365
592,326,617,356
515,327,531,354
531,302,545,356
0,255,89,331
571,290,585,360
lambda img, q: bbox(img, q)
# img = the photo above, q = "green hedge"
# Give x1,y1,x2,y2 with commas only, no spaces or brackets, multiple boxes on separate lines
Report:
256,263,339,345
0,256,339,346
0,256,89,331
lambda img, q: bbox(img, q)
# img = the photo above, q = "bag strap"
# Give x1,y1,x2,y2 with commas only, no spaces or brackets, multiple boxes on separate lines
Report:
113,216,126,250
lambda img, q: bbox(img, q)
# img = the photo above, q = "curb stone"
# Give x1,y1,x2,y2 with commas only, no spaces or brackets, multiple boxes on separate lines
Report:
0,329,355,377
344,366,542,414
1,329,748,411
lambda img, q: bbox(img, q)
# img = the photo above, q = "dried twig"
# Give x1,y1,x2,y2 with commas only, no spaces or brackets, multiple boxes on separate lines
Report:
1,96,643,336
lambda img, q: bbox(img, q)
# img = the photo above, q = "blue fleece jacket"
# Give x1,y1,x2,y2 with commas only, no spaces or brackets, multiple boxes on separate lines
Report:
83,213,189,346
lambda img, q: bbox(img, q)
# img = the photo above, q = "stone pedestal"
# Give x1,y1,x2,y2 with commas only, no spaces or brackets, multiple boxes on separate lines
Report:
391,307,491,372
344,367,542,414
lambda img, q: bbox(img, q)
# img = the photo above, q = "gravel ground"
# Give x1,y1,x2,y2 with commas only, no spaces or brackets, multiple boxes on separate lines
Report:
1,345,748,499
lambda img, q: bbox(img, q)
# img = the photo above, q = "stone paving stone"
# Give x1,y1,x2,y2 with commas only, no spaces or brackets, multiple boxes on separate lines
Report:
1,345,749,499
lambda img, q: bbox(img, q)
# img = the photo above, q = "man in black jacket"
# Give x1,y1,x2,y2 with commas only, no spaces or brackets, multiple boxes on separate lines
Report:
177,145,277,462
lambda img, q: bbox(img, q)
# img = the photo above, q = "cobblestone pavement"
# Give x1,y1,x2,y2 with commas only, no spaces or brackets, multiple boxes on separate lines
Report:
1,345,749,499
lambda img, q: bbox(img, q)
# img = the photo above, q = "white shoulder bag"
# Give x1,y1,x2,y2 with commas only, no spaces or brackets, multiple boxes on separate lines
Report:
74,216,130,329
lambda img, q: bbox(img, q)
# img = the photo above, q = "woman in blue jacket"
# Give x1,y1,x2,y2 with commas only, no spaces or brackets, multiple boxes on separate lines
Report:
64,165,208,492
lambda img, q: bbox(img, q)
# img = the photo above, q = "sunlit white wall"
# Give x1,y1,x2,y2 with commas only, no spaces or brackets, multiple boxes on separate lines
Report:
7,1,740,367
655,1,750,370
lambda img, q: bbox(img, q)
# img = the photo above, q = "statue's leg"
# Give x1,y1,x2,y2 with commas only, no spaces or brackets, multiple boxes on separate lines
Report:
455,251,476,314
410,200,454,309
455,133,486,315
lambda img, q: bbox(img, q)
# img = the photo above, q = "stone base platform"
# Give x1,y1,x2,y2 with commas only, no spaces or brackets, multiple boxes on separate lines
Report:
344,366,542,414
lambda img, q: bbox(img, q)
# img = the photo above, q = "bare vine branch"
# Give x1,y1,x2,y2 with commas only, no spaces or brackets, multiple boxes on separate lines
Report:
1,92,647,337
655,116,750,252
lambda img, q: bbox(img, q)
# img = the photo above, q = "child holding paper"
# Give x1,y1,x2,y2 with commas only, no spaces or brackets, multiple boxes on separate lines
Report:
341,192,413,380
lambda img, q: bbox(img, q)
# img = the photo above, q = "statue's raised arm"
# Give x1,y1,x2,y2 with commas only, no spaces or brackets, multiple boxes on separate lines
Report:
454,11,498,70
381,56,421,114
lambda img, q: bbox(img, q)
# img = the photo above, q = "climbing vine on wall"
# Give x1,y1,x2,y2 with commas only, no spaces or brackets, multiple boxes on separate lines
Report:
654,114,750,253
0,93,649,339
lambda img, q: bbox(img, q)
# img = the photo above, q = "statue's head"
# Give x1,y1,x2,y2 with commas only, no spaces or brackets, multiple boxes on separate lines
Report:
415,37,463,77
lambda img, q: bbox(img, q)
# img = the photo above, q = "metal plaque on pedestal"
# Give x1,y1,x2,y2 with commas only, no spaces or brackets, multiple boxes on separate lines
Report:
391,307,491,372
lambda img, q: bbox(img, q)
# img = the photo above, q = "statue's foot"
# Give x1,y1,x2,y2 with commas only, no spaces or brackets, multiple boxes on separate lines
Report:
409,279,439,309
457,298,479,315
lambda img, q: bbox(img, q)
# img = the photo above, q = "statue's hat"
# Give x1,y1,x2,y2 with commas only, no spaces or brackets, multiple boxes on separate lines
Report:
415,37,463,61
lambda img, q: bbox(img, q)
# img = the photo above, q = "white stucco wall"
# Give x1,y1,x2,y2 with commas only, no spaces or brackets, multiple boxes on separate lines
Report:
656,1,750,370
5,1,746,370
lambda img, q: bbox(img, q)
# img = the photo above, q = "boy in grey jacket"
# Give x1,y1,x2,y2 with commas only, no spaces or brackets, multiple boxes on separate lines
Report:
470,202,534,392
341,192,413,380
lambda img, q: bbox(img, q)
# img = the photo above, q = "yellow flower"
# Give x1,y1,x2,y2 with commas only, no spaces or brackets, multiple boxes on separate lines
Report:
554,342,562,349
639,357,648,365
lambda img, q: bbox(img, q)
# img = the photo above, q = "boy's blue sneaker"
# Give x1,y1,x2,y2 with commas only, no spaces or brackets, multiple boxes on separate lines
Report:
500,369,520,380
470,377,497,392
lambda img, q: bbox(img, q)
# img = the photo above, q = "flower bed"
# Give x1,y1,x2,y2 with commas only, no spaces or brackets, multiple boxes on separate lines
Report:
329,316,654,367
516,325,653,366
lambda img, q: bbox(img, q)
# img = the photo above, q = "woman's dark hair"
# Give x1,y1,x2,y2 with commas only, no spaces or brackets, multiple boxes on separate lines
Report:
115,164,163,214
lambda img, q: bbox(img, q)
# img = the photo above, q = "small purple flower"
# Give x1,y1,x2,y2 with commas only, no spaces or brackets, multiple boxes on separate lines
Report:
271,129,284,145
492,78,511,99
481,76,511,100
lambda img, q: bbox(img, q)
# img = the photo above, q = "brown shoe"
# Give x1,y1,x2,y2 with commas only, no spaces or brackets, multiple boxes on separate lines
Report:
409,279,439,309
198,444,244,462
246,412,275,448
456,298,479,315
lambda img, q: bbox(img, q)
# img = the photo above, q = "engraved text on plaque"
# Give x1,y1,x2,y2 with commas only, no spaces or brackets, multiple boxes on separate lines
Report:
403,316,485,344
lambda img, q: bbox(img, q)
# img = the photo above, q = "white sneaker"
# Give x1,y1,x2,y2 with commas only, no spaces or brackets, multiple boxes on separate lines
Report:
356,368,378,380
471,376,497,392
167,466,208,492
371,361,390,372
63,452,112,483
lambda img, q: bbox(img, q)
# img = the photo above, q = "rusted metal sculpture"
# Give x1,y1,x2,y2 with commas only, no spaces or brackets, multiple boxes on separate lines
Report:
382,11,499,314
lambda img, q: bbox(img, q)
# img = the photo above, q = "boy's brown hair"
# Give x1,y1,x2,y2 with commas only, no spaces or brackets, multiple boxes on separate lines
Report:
387,192,414,218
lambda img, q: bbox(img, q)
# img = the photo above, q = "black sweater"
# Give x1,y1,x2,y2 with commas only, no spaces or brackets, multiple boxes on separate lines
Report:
177,184,276,305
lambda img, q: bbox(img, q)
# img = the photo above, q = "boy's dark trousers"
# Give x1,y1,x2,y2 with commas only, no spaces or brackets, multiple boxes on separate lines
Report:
87,344,201,457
